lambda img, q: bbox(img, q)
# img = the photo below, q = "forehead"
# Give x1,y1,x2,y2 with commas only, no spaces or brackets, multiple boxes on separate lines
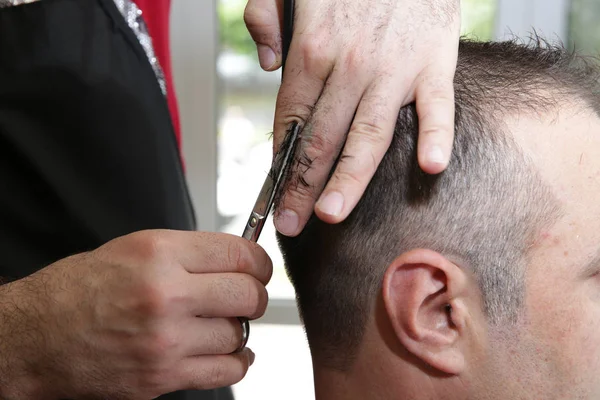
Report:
507,104,600,276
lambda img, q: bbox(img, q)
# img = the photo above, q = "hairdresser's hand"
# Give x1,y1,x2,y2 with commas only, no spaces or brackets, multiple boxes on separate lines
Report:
0,230,271,400
245,0,460,236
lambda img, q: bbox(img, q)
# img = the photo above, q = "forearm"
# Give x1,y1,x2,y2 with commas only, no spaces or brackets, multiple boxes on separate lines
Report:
0,280,45,400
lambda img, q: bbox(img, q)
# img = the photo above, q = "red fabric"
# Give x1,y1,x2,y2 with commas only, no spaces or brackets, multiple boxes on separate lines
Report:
133,0,183,161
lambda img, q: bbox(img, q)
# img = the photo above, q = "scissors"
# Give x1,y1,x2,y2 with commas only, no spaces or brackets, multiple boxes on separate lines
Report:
235,0,297,352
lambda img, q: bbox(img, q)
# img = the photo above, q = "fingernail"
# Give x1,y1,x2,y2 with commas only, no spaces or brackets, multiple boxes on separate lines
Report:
258,45,277,70
427,145,446,165
249,349,256,366
317,191,344,217
275,209,299,236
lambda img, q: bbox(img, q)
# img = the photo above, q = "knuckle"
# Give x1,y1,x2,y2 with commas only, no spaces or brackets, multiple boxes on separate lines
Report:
139,346,164,366
306,131,336,158
134,281,171,318
146,234,170,259
260,254,274,285
231,359,249,384
254,283,269,318
238,277,262,316
243,1,269,33
150,329,179,356
214,276,247,313
136,365,175,396
341,47,363,74
242,2,258,26
216,275,265,319
227,239,245,272
238,366,250,383
286,176,318,202
420,75,455,97
207,363,230,388
332,167,363,188
275,101,313,127
431,87,455,101
417,97,455,131
420,126,450,139
299,37,333,76
352,119,386,144
243,278,267,318
339,147,380,184
131,230,172,263
209,325,237,354
136,331,174,364
138,369,170,397
420,90,455,108
244,241,271,280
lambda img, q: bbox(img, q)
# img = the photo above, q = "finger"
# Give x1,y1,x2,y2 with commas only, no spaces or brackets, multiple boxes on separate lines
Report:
273,67,367,236
189,273,268,320
182,232,273,285
272,29,336,154
120,230,272,283
314,81,400,224
415,63,457,175
244,0,283,71
146,230,273,284
182,317,243,356
177,348,256,391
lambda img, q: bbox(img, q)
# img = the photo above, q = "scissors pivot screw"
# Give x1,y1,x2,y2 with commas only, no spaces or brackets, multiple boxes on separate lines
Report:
249,216,258,228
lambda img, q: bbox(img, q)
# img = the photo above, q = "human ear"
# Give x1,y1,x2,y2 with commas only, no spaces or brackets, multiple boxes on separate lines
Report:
382,248,473,375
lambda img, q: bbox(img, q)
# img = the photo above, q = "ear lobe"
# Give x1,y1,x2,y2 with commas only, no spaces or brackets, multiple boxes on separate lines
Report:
382,249,470,375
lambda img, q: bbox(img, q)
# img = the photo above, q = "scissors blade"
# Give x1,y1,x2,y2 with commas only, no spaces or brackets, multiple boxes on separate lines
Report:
241,0,296,243
242,122,300,242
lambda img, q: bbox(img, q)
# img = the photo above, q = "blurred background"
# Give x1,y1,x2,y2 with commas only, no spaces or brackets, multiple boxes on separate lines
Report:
170,0,600,398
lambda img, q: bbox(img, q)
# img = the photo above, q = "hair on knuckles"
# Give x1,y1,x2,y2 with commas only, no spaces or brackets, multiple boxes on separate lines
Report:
274,37,599,370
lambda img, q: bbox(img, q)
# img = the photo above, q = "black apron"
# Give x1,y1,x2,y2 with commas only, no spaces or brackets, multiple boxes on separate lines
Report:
0,0,233,398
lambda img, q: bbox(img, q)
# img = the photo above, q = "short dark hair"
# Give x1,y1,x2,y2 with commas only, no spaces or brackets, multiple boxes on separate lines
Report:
276,38,600,370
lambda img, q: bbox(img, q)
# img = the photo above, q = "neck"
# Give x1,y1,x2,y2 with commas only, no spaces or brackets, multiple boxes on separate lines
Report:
314,364,460,400
313,365,388,400
311,343,464,400
312,352,419,400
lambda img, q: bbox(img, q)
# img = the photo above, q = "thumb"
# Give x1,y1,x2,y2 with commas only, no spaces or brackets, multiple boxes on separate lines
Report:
244,0,283,71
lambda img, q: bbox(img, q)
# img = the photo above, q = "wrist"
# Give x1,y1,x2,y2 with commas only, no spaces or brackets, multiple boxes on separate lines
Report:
0,281,47,400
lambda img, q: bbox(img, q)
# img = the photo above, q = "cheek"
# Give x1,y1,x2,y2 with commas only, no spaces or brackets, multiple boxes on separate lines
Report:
526,277,600,396
589,273,600,302
575,279,600,374
558,305,600,398
565,277,600,369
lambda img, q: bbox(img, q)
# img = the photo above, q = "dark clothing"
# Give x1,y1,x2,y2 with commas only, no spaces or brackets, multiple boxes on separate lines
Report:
0,0,232,398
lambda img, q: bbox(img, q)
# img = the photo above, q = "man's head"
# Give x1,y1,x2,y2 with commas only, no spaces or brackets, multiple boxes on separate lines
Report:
276,38,600,399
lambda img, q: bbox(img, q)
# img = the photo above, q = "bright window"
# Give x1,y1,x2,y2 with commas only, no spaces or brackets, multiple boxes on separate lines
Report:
461,0,497,40
569,0,600,55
